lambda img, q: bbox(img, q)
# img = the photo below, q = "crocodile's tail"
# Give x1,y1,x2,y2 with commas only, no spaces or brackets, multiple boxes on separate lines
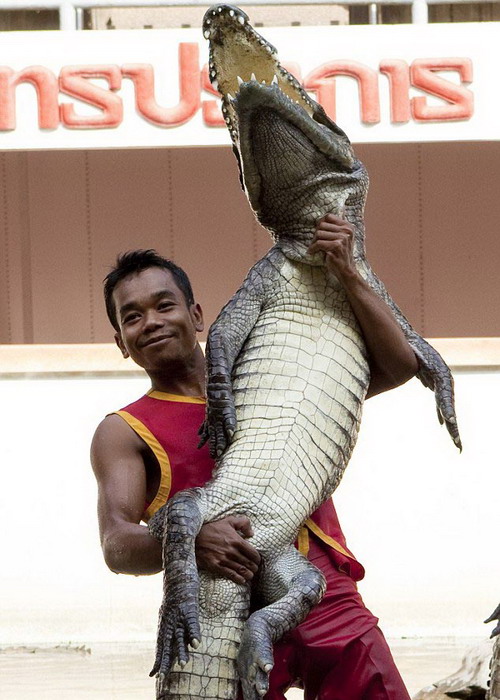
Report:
357,258,462,451
153,489,252,699
156,585,249,700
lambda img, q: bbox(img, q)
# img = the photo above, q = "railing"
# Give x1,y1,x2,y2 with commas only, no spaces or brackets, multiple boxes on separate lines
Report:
0,0,497,29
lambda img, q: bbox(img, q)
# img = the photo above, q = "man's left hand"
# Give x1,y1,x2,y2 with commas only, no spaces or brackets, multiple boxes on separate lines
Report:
307,213,357,281
195,515,261,585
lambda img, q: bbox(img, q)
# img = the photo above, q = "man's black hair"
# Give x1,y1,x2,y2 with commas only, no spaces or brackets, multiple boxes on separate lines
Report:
104,249,195,331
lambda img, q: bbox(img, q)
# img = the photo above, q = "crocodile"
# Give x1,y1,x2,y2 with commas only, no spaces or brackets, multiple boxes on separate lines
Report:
489,636,500,700
487,604,500,700
149,6,462,699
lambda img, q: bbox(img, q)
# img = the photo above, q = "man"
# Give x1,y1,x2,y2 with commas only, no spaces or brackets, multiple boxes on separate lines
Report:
91,214,418,699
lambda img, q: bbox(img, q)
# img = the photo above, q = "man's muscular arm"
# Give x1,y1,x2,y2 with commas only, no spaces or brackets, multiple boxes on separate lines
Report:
91,415,260,582
91,414,163,575
309,214,419,398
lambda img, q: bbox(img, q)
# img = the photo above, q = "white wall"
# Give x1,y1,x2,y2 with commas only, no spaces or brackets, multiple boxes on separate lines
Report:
0,362,497,644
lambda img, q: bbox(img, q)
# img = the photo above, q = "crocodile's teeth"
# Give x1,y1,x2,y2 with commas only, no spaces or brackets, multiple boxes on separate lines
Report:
237,75,244,85
251,72,257,81
229,9,235,16
262,80,266,85
228,93,235,101
203,29,210,39
271,74,278,85
237,14,245,24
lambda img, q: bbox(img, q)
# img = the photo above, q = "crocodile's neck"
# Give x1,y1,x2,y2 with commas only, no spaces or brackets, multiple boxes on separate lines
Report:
275,238,324,266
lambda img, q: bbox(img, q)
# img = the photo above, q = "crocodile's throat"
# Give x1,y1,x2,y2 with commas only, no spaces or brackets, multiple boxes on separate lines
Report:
203,4,367,258
246,106,355,247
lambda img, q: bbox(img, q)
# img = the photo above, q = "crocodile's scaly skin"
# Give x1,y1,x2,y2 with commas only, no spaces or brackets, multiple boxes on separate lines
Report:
150,6,462,699
152,251,363,699
489,637,500,700
487,605,500,700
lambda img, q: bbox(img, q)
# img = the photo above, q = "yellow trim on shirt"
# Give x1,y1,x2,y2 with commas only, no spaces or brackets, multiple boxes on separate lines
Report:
297,526,310,556
114,410,172,523
147,389,206,404
304,517,355,560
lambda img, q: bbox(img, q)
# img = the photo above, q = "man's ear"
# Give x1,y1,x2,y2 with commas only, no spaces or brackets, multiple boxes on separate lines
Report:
114,332,129,359
191,303,204,333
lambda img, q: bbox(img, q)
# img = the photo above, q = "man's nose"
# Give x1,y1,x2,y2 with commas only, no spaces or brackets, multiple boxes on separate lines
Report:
143,310,163,330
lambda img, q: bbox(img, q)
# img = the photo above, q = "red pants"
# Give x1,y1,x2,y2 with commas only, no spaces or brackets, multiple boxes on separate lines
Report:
243,540,411,700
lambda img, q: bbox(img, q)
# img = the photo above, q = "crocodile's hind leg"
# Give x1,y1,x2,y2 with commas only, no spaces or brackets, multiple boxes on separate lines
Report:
150,488,206,694
237,545,326,700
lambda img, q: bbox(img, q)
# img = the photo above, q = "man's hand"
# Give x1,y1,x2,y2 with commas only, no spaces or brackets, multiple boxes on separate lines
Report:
195,515,261,585
308,213,357,282
308,212,418,397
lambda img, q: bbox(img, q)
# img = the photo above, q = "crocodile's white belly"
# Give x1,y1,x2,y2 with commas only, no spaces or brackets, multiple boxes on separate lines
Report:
209,261,370,545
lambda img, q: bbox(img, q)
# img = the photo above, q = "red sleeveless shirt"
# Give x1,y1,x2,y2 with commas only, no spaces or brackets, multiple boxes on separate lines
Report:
114,390,364,581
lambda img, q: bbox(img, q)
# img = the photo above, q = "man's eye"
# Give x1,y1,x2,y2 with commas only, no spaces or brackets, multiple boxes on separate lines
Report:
123,313,140,323
158,302,174,311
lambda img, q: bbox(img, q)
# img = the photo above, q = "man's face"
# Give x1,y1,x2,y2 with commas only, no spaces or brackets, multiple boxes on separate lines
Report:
112,267,204,371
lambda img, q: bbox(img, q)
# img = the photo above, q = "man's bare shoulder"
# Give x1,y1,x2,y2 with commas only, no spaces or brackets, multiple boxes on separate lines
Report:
91,413,145,477
92,412,142,444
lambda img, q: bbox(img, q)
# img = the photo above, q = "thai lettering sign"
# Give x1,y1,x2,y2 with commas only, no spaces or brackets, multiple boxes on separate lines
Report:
0,22,497,149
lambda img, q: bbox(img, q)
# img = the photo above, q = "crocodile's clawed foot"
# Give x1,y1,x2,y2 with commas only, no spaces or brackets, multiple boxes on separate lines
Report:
150,598,201,681
198,414,235,457
414,345,462,451
197,419,210,449
237,615,274,700
199,390,237,457
435,399,462,451
485,603,500,638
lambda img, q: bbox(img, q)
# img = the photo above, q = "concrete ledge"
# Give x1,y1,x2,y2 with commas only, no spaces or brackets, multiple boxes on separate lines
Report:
0,344,142,375
0,339,499,375
429,337,500,369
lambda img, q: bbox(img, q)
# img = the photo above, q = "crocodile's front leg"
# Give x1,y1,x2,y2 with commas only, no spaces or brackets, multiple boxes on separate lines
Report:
354,253,462,450
199,250,283,458
150,488,206,693
238,546,326,700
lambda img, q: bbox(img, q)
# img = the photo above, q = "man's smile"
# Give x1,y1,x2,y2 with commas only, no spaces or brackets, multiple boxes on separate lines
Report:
140,334,173,348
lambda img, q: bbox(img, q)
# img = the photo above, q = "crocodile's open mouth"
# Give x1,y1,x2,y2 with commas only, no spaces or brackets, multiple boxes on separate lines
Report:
203,4,315,141
203,4,360,231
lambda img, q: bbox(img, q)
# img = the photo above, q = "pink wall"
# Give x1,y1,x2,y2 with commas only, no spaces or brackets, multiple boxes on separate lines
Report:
0,142,497,343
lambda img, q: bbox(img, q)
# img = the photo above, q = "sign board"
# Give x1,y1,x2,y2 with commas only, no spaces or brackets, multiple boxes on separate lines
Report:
0,22,498,149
